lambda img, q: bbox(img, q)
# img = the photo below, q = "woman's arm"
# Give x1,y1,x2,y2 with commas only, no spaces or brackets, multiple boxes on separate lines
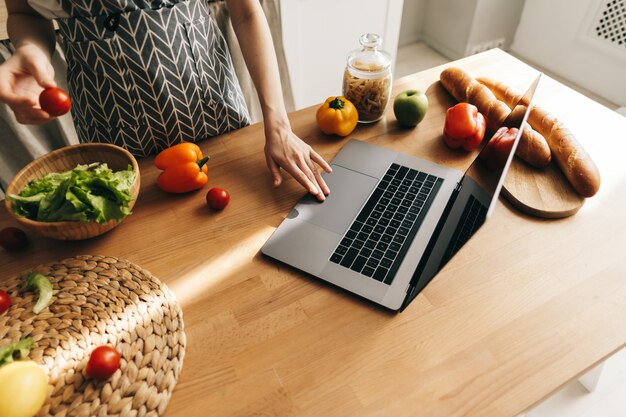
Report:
7,0,56,55
226,0,331,201
0,0,56,124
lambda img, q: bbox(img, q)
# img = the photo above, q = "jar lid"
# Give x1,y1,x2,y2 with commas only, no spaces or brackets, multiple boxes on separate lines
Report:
347,33,392,72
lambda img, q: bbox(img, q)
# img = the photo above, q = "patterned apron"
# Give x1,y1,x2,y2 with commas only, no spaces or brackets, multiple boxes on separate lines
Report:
55,0,250,157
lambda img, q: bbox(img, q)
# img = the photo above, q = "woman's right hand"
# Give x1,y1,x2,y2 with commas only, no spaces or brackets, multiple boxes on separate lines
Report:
0,44,57,124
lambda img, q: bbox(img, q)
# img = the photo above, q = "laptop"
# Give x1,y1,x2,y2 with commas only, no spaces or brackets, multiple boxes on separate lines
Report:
262,74,541,311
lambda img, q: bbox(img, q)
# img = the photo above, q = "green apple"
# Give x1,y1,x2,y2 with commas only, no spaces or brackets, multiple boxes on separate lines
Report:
393,89,429,127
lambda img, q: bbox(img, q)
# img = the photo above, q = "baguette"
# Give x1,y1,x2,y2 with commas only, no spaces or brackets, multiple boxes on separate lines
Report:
477,77,601,197
440,67,552,168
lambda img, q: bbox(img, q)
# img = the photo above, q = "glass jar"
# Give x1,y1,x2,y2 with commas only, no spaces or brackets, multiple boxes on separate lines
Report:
342,33,392,123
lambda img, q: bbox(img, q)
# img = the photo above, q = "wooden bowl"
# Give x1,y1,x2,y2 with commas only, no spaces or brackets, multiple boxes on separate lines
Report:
5,143,140,240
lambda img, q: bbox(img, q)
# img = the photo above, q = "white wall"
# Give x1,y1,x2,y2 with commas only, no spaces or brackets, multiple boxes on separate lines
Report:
511,0,626,107
421,0,478,59
420,0,525,60
468,0,525,51
398,0,427,46
280,0,404,110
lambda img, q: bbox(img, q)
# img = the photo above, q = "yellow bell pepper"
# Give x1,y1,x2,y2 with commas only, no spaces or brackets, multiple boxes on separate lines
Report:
316,96,358,137
0,338,47,417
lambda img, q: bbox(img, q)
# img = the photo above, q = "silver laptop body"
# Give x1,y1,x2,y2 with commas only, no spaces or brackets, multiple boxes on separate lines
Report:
262,75,541,311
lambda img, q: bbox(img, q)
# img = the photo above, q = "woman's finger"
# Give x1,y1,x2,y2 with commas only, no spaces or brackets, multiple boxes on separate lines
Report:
310,149,332,174
14,107,52,125
302,153,330,196
286,161,323,200
297,157,326,201
0,86,37,108
265,153,284,187
311,164,330,196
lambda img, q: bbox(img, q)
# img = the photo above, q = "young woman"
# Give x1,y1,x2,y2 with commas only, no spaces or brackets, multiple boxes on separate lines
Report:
0,0,330,200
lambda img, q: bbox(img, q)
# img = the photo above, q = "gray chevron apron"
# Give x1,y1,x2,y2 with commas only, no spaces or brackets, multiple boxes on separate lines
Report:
55,0,250,157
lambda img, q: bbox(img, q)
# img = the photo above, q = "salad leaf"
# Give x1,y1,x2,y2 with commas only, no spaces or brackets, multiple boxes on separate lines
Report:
0,338,34,367
24,272,53,314
9,163,135,224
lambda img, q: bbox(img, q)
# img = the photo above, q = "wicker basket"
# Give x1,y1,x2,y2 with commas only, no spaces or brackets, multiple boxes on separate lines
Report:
5,143,140,240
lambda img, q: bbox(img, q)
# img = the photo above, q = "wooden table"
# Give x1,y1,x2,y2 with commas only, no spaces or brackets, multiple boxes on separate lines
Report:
2,49,626,417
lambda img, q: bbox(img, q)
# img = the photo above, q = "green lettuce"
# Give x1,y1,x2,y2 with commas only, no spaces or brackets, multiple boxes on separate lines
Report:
9,163,135,224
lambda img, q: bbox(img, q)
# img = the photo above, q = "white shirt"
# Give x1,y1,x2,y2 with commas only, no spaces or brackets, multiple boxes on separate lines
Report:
27,0,70,19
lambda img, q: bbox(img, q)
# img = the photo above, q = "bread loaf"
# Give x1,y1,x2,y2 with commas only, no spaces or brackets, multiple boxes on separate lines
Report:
477,77,601,197
440,67,552,168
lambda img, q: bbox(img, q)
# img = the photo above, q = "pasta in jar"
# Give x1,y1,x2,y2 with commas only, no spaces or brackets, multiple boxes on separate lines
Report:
342,33,393,123
342,67,391,123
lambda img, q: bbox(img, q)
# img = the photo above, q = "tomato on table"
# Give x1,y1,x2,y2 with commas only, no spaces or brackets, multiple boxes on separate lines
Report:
39,87,72,116
0,290,11,314
85,345,121,379
206,187,230,210
0,227,29,252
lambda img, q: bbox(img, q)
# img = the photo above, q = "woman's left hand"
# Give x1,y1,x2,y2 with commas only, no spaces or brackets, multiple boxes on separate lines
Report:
264,122,332,201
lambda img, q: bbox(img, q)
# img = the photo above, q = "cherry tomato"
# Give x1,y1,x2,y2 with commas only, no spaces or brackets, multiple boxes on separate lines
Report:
0,227,29,252
39,87,72,116
206,187,230,210
85,345,121,379
0,290,11,314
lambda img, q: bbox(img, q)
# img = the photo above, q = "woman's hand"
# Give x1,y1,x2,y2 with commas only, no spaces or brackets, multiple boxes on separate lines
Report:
264,120,332,201
0,44,56,124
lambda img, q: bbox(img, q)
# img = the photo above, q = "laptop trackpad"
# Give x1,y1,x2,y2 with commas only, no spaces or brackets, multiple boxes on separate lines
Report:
298,164,378,234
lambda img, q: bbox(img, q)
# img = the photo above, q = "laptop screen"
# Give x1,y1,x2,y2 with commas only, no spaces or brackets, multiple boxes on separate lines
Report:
401,74,541,309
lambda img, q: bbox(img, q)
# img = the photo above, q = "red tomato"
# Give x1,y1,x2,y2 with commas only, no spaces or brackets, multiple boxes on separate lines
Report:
206,187,230,210
443,103,486,151
39,87,72,116
0,227,29,252
0,290,11,314
481,127,519,170
85,345,121,379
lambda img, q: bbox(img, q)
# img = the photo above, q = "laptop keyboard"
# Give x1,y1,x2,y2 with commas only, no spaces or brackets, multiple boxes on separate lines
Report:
329,163,442,285
439,194,487,269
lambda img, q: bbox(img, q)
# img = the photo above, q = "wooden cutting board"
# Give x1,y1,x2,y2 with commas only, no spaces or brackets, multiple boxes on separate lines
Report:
501,158,585,218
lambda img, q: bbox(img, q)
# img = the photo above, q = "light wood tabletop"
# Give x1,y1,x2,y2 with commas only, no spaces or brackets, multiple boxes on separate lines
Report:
1,49,626,417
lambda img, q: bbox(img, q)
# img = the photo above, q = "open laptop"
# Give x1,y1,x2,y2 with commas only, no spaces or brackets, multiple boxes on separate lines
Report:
262,74,541,311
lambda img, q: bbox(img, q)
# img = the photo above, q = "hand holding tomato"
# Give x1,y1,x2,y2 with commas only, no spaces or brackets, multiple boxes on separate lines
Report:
206,187,230,210
85,345,121,379
0,290,11,314
39,87,71,116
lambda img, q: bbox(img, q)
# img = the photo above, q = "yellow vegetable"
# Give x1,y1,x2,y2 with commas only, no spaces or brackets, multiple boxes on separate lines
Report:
315,96,359,137
0,361,48,417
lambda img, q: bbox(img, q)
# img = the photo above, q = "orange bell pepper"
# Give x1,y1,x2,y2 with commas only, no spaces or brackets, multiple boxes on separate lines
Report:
316,96,358,137
154,142,209,193
443,103,486,151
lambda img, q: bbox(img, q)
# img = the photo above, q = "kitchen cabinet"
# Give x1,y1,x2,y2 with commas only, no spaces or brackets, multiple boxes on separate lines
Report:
279,0,404,110
422,0,525,59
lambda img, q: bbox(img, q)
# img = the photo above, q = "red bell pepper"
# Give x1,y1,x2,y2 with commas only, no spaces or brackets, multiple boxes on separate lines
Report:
480,126,519,170
443,103,486,151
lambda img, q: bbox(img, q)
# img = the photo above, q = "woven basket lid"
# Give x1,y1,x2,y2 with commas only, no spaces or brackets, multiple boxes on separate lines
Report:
0,255,186,417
